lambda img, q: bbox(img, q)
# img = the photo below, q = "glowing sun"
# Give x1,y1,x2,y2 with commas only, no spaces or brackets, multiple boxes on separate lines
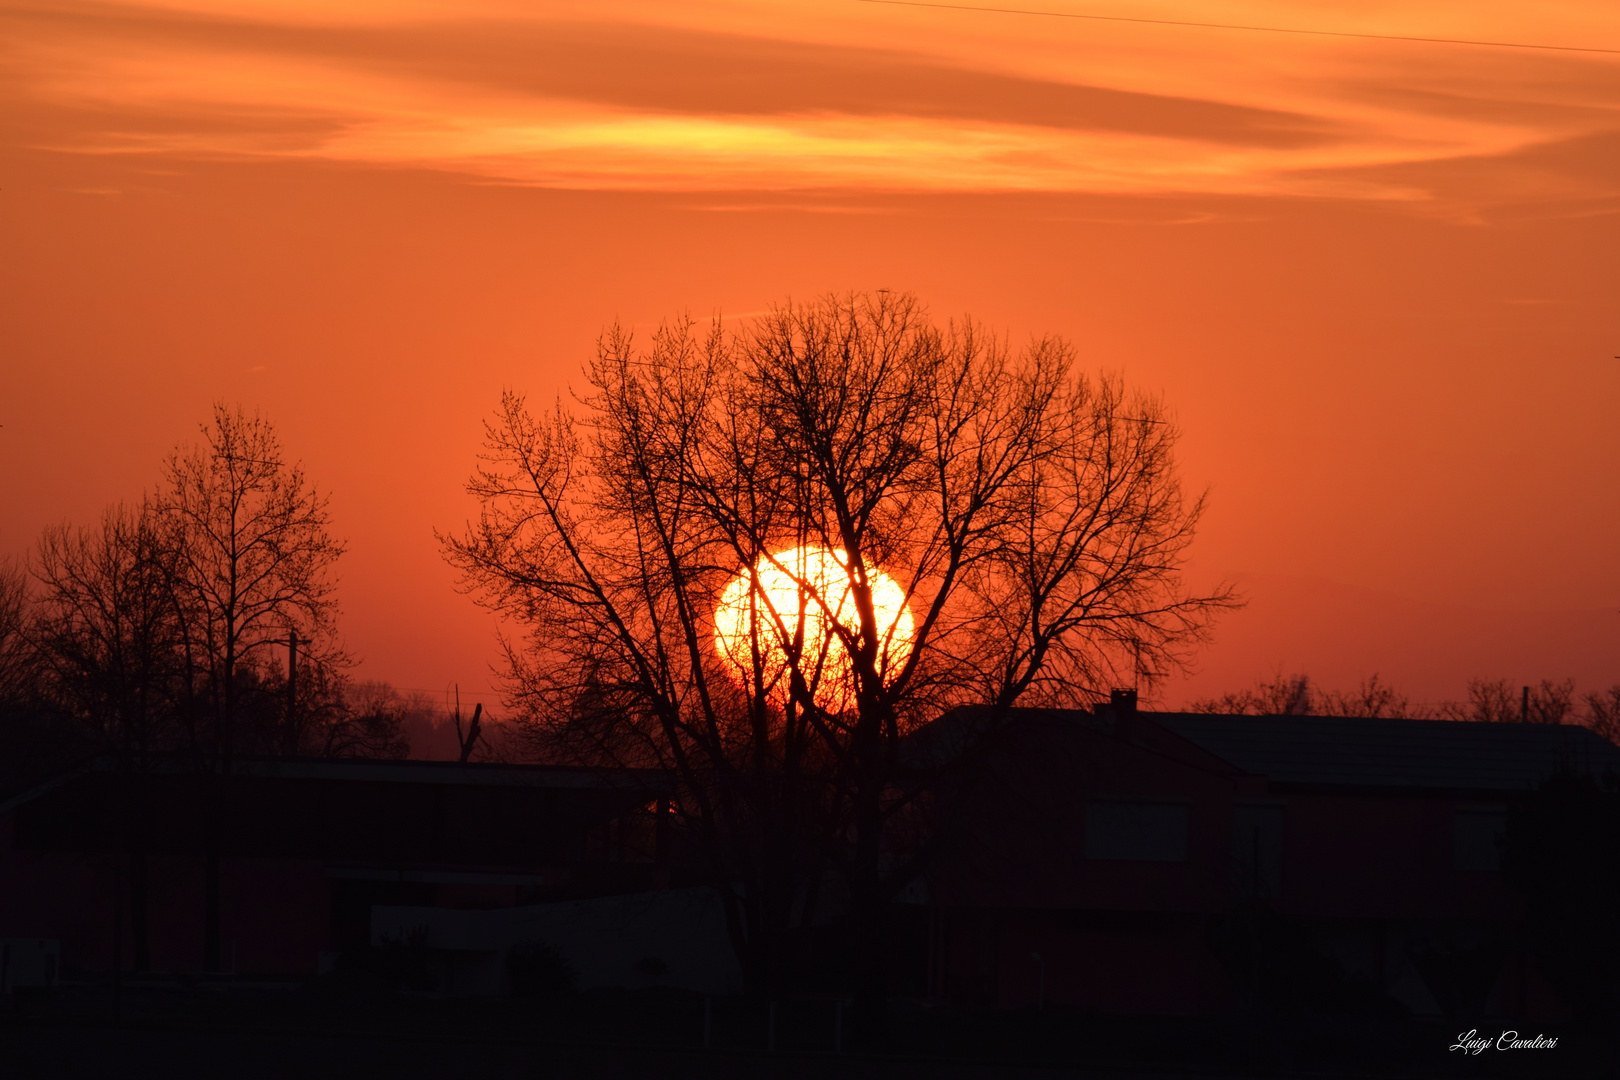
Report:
713,545,915,711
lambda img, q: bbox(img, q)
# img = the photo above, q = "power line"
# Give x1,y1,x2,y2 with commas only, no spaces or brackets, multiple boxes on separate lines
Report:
857,0,1620,56
383,686,499,698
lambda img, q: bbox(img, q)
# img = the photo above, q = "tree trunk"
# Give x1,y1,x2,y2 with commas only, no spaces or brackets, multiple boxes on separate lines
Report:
206,642,232,973
848,873,890,1047
203,849,220,972
848,711,891,1047
130,850,151,972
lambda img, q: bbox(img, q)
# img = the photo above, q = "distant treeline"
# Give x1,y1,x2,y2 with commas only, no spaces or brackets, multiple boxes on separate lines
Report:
1190,671,1620,742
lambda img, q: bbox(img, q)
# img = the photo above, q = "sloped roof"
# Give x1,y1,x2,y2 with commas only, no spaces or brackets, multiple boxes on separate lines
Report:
1148,713,1620,792
0,754,669,816
899,705,1107,770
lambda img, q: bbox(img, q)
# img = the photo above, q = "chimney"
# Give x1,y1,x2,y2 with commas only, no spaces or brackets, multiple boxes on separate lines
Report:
1110,688,1138,717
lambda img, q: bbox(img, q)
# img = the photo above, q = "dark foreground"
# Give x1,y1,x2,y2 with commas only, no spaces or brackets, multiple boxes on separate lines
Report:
0,979,1608,1080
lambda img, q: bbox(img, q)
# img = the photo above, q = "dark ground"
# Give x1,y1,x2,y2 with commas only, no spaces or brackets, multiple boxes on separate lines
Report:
0,979,1608,1080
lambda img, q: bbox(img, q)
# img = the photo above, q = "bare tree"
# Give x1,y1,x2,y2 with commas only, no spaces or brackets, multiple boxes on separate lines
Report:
1582,686,1620,745
1313,673,1434,719
157,405,345,764
318,679,411,759
1440,678,1519,724
0,556,33,705
443,292,1233,1018
0,557,78,804
1194,672,1596,725
1190,671,1316,716
1524,679,1575,726
32,505,184,754
154,404,345,971
30,502,186,971
1440,677,1575,725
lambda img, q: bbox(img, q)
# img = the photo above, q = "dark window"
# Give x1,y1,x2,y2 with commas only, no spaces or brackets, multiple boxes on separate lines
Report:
1084,801,1189,862
1232,804,1283,898
1453,804,1506,872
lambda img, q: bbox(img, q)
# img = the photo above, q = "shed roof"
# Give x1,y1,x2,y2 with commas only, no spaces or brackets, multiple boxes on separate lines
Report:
0,754,669,817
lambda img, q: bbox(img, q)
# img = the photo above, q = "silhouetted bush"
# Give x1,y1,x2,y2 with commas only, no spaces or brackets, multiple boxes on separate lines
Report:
506,939,577,998
336,926,442,992
1209,905,1407,1018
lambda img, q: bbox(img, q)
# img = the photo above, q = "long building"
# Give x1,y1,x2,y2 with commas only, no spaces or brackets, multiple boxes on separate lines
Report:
3,701,1616,1017
915,694,1620,1018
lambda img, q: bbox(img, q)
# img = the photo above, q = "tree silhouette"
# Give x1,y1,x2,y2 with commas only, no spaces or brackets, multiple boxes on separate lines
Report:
312,678,412,760
1440,677,1575,725
1192,672,1432,718
0,557,33,706
1585,686,1620,746
32,505,184,758
31,503,186,970
153,404,345,971
0,557,83,805
1190,671,1317,716
443,292,1233,1021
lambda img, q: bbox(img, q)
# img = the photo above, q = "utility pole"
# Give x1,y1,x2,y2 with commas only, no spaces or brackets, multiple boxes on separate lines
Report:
289,630,298,721
287,630,309,755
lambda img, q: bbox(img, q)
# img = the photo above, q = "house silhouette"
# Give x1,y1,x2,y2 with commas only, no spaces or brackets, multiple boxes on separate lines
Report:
3,701,1616,1016
915,697,1620,1018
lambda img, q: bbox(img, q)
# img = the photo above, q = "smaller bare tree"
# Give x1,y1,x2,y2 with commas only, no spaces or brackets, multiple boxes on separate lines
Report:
318,679,411,759
156,404,345,769
154,403,345,971
30,502,185,971
1190,671,1316,715
0,557,77,804
1582,686,1620,745
32,505,184,759
1315,674,1432,719
1440,678,1575,725
0,557,33,705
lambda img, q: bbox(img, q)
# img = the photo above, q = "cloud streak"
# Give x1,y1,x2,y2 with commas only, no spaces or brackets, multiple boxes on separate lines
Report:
3,0,1618,203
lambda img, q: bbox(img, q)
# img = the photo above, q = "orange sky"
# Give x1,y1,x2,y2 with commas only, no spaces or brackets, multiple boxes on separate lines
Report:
2,0,1617,713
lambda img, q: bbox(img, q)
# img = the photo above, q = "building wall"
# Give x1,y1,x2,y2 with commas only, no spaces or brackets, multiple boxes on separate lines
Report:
1278,792,1521,923
921,714,1542,1016
0,811,333,977
371,887,744,996
926,714,1247,914
939,907,1236,1014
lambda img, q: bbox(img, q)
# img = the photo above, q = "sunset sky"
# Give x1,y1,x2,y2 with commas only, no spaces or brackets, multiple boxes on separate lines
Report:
3,0,1617,713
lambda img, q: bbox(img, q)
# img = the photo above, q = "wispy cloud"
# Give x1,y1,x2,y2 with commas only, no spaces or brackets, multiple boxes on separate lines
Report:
4,0,1618,203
